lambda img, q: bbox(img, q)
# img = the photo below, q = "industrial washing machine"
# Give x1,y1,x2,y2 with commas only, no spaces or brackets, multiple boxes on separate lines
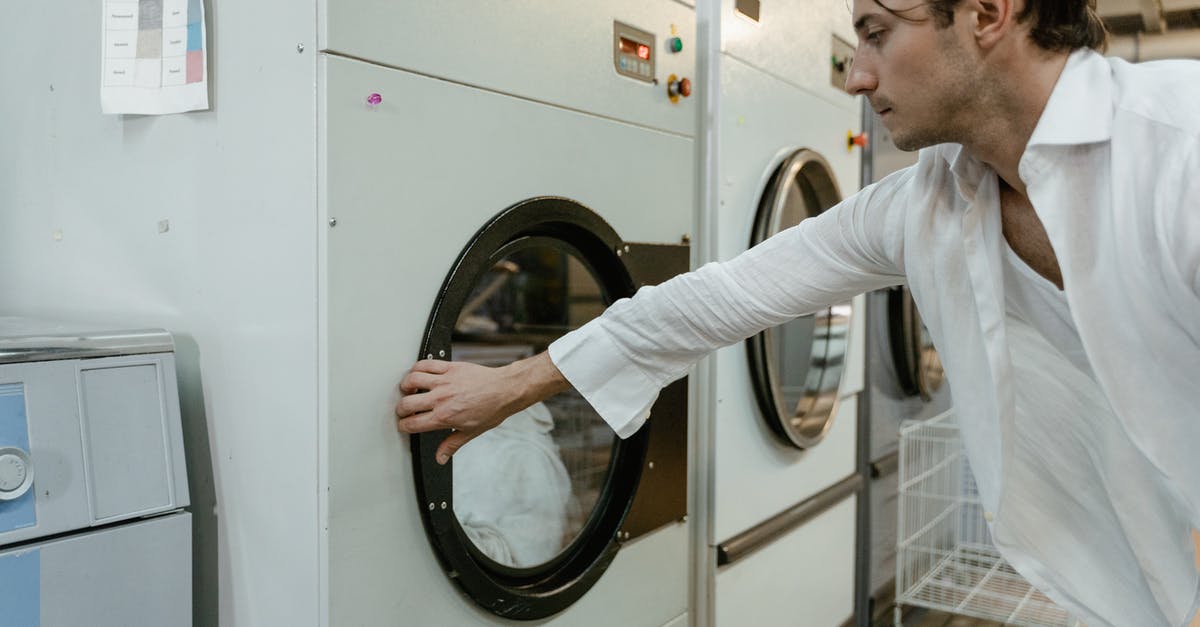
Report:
854,113,953,625
320,2,698,624
695,1,865,624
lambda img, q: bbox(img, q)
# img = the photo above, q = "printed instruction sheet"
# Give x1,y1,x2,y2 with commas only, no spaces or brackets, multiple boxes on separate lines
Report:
101,0,209,114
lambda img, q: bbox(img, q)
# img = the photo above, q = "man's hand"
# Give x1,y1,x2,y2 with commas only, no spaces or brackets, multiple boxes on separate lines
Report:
395,352,570,465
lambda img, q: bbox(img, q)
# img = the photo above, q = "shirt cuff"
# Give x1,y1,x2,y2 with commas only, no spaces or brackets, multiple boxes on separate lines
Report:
548,318,660,439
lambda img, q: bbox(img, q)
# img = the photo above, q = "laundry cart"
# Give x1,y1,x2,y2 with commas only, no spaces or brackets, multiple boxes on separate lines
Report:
893,411,1074,627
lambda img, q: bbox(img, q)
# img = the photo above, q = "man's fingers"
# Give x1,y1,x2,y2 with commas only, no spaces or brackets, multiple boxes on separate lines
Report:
395,410,448,435
399,370,442,395
436,430,477,465
394,390,437,419
412,359,452,375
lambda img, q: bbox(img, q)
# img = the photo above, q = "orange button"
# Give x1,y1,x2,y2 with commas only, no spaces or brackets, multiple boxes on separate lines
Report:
848,131,869,150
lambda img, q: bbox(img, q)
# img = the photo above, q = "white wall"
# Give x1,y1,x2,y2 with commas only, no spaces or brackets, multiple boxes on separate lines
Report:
1,2,319,625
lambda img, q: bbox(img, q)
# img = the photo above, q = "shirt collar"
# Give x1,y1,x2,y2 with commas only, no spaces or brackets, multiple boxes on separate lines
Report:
1025,47,1113,148
946,143,988,203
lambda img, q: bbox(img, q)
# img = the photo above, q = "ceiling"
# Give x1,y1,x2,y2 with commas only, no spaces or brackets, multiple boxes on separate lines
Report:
1096,0,1200,35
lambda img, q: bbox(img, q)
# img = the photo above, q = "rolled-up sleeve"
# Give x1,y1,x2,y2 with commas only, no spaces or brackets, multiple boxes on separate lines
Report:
550,166,916,437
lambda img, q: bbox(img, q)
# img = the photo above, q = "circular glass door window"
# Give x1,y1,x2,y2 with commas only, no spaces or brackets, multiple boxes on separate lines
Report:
412,197,650,620
451,238,614,569
746,150,853,449
888,286,945,400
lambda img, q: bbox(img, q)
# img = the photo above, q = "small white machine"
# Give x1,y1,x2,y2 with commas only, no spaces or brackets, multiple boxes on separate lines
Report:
0,318,191,627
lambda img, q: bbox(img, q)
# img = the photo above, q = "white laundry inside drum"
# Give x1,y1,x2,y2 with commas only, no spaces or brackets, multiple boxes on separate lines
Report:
449,243,615,569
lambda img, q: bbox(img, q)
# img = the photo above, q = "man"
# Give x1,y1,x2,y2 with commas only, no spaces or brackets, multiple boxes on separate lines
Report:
396,0,1200,624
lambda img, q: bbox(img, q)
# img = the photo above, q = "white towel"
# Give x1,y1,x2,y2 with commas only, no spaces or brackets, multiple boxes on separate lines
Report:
452,401,575,568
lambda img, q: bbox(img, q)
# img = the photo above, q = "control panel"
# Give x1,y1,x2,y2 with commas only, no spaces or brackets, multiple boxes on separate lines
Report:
614,21,656,83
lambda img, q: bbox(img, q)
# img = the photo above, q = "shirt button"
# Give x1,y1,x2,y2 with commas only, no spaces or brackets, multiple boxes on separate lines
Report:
983,511,995,522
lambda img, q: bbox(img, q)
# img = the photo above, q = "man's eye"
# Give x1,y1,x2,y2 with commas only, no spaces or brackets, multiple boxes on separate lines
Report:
866,29,885,44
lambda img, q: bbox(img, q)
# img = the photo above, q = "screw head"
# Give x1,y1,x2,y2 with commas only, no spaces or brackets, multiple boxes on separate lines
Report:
297,43,305,53
328,218,338,227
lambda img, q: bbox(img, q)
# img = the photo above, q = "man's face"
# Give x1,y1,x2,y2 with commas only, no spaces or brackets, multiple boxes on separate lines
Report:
846,0,983,150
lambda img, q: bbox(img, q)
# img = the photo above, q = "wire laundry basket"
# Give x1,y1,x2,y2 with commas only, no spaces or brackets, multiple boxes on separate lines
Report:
894,411,1077,627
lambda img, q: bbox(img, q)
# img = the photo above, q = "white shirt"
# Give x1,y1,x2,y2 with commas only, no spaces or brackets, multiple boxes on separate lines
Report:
1002,243,1092,376
549,48,1200,626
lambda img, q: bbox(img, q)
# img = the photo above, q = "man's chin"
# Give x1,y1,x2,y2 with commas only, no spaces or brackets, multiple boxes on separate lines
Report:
890,129,934,152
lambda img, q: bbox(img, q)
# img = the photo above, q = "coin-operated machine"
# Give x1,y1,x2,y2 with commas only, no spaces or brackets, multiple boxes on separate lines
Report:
0,319,191,627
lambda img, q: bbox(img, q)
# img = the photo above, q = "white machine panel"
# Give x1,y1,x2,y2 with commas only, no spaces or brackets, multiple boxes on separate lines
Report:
0,512,191,627
80,363,175,521
321,54,693,625
714,389,860,540
0,353,189,546
721,0,860,103
717,57,861,263
715,497,856,626
321,0,698,136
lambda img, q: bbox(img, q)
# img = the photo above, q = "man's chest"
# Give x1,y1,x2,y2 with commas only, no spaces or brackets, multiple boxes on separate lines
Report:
998,186,1064,290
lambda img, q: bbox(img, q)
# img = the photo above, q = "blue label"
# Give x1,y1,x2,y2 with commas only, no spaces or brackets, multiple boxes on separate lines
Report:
0,549,40,627
0,384,36,533
186,22,202,52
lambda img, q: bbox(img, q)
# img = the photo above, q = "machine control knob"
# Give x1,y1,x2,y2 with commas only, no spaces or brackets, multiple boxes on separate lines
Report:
668,37,683,53
0,447,33,501
667,76,692,100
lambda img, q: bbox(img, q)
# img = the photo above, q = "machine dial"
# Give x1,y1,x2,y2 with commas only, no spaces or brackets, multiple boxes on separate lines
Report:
0,447,33,501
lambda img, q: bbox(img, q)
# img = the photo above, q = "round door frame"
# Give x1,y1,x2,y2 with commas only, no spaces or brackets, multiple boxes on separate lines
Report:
887,286,943,401
412,196,651,620
745,149,850,449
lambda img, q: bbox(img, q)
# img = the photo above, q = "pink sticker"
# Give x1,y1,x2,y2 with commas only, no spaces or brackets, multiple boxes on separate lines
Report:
186,50,203,83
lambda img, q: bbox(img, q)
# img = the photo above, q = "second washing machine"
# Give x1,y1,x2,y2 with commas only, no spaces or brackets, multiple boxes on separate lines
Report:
697,1,866,625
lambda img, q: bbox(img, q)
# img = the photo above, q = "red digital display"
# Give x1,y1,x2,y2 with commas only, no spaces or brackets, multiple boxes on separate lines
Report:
619,36,652,61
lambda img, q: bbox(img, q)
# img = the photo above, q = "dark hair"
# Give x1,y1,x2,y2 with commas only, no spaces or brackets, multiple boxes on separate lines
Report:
877,0,1108,52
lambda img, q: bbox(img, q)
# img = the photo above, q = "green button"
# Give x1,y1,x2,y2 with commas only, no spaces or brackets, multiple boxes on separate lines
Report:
670,37,683,53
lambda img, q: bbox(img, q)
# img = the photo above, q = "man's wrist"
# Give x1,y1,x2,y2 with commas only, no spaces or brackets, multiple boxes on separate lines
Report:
507,351,570,407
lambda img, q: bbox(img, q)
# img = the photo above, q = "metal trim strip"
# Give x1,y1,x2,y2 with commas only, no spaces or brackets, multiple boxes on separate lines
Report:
0,330,173,364
716,473,864,567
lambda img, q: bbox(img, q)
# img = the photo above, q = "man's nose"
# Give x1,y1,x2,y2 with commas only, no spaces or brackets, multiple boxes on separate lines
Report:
843,57,876,96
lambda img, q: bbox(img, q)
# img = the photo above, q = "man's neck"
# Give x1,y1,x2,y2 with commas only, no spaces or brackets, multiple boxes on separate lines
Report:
960,51,1071,196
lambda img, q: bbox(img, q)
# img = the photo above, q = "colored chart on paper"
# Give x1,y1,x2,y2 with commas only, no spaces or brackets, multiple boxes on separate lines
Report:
102,0,209,114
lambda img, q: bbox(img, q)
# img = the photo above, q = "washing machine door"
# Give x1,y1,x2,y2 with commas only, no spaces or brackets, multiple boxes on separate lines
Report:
887,286,944,400
412,197,683,620
745,149,852,449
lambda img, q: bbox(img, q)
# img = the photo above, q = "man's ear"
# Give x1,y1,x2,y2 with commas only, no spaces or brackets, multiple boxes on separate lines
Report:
967,0,1017,50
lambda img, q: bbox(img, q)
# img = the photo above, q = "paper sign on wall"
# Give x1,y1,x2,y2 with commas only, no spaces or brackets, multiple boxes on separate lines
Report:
101,0,209,115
